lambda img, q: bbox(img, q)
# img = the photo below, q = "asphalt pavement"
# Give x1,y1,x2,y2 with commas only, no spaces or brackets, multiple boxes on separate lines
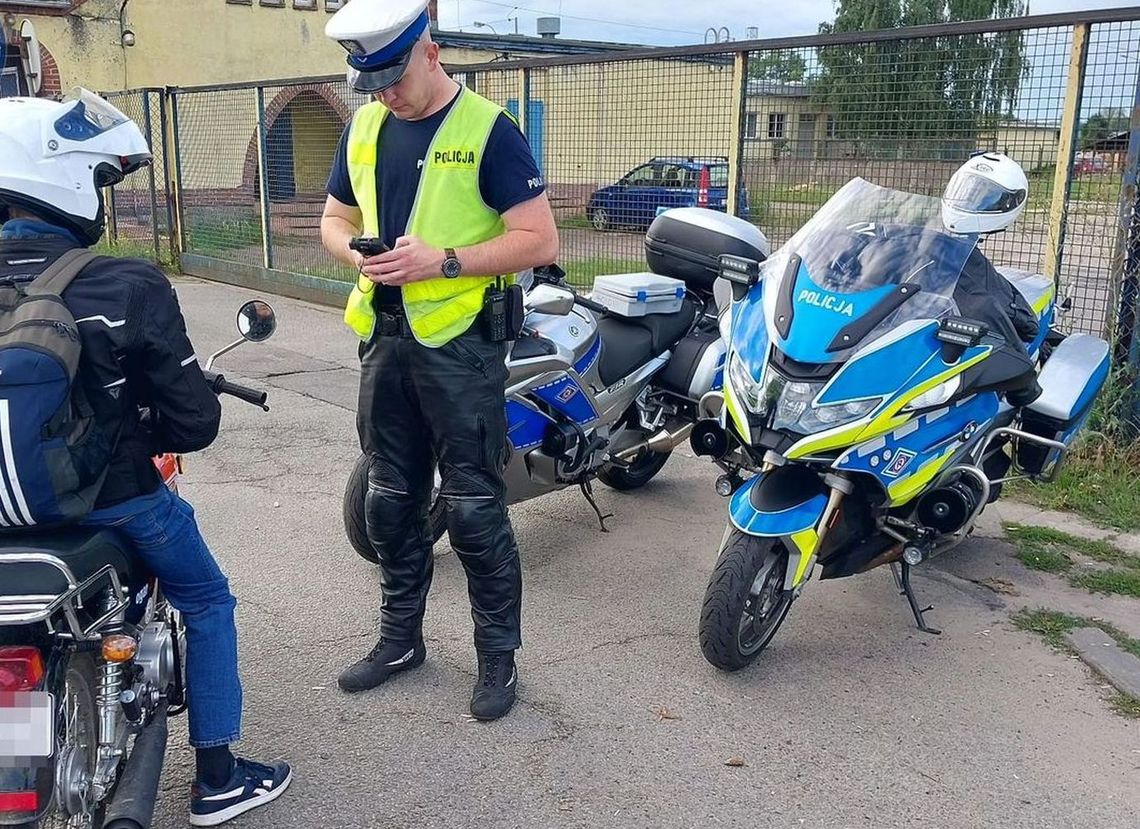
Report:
147,276,1139,829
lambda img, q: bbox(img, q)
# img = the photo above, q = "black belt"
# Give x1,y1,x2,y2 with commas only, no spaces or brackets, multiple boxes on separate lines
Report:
377,308,415,338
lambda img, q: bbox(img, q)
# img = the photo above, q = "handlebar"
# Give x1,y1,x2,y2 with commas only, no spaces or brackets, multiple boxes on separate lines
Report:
203,371,269,411
572,294,611,318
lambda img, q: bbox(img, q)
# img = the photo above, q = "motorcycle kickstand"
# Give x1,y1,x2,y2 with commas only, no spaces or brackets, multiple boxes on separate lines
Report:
578,477,613,533
890,561,941,636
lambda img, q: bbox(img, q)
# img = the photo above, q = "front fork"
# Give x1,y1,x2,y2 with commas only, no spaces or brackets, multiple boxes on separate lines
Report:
773,461,854,594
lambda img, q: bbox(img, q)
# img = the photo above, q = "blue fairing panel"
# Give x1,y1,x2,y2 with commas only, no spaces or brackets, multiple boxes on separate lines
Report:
729,475,828,537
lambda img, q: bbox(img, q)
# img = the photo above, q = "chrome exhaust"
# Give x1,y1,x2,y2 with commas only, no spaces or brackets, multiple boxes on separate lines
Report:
615,419,695,463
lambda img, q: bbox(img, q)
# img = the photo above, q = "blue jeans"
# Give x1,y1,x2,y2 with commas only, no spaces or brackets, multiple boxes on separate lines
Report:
84,486,242,748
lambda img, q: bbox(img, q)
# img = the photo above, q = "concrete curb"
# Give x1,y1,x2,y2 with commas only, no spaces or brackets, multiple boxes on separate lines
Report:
996,500,1140,556
1065,627,1140,699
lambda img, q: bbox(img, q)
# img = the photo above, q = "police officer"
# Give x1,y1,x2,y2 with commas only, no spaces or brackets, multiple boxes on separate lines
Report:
320,0,558,721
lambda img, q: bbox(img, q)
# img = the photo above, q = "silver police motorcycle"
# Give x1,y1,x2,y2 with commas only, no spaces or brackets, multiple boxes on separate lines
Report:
344,209,770,558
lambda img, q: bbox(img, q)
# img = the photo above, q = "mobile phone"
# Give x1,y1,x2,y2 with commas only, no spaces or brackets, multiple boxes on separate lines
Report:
349,236,389,257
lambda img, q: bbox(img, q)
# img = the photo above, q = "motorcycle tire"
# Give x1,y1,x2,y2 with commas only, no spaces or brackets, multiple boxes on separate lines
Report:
26,653,104,829
343,453,448,565
597,448,672,491
699,530,794,672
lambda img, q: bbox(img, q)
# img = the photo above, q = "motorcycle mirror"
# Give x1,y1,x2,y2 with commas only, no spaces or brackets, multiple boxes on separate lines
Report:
526,284,575,316
237,300,277,343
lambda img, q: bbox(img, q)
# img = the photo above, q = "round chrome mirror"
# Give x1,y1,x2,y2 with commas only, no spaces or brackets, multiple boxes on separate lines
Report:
236,300,276,343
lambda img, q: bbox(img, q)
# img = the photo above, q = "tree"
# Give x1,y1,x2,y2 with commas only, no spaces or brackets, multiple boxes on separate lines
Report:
813,0,1028,159
1081,108,1129,148
749,52,808,82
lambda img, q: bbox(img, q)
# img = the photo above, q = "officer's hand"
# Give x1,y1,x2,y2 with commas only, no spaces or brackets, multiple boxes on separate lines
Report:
362,236,444,285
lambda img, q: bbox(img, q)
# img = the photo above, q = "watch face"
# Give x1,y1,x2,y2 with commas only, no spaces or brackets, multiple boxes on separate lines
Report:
443,258,461,278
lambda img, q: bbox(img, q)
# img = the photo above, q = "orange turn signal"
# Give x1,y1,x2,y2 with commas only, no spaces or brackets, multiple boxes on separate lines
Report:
101,635,138,664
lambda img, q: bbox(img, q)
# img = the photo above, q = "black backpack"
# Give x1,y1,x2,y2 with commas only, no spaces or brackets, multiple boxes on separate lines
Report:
0,249,112,527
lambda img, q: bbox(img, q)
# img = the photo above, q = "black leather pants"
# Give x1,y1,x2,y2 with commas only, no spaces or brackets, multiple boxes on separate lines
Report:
357,322,521,652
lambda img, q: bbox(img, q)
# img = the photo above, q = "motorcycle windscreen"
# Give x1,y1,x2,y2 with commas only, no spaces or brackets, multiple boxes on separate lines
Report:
744,179,976,367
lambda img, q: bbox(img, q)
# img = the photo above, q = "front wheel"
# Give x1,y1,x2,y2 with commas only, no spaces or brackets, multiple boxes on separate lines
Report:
589,206,611,232
343,454,447,564
699,531,794,671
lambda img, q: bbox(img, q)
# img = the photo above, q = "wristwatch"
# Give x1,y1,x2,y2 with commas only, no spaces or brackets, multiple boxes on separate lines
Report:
441,248,462,279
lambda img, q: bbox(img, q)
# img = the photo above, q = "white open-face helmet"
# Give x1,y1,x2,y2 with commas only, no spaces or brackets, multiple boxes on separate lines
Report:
0,89,152,246
941,152,1028,236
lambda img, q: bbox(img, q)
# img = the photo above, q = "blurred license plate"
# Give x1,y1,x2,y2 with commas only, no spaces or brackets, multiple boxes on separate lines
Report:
0,692,53,758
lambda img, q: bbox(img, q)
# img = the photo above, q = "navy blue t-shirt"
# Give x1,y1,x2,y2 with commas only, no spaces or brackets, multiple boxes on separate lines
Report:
327,90,545,305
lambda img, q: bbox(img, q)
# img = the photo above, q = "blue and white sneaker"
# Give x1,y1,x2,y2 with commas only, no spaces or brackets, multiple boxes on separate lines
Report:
190,757,292,827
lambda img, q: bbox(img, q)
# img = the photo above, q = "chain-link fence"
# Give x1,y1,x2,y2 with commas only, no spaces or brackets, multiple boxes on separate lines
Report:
100,88,174,266
106,8,1140,365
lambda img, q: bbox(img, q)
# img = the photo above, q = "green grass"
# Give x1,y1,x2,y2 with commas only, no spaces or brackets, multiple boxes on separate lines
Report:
1070,570,1140,599
1004,524,1140,569
94,236,175,269
1003,523,1140,599
557,214,595,231
185,213,263,256
1111,693,1140,718
1025,169,1121,213
561,257,646,289
1012,609,1140,719
755,183,834,206
1012,607,1140,661
1008,446,1140,533
1008,368,1140,532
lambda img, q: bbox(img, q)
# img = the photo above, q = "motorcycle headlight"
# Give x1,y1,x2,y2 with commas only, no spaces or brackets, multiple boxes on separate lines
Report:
902,376,961,412
728,352,765,413
773,381,880,435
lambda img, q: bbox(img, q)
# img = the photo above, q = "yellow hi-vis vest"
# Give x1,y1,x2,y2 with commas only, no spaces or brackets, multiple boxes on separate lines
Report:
343,88,509,346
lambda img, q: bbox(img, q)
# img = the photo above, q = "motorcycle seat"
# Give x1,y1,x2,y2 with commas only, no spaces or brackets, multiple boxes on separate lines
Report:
595,299,698,387
996,266,1053,321
0,528,135,599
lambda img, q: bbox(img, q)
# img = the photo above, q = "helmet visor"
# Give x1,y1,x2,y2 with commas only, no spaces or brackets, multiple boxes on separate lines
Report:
54,89,131,142
943,172,1026,214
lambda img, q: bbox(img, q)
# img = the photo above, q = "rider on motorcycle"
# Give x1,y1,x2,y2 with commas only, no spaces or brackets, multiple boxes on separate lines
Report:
0,90,290,827
941,152,1042,406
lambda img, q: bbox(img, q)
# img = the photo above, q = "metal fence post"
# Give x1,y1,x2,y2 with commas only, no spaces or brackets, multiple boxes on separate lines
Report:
105,185,119,242
517,67,529,137
167,88,188,260
1044,22,1089,284
142,91,161,263
255,86,274,271
727,49,747,219
1113,68,1140,413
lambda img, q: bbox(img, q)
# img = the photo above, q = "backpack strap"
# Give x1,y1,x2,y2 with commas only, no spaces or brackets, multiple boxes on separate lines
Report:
28,248,97,298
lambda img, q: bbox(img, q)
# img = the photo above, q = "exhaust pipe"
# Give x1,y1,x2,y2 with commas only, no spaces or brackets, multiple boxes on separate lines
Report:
615,420,694,463
103,705,169,829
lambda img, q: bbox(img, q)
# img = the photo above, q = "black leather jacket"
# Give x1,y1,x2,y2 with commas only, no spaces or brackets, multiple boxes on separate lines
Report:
0,235,221,508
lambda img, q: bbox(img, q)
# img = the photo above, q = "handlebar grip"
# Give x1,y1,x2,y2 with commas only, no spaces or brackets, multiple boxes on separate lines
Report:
574,295,611,317
203,371,268,408
218,379,268,408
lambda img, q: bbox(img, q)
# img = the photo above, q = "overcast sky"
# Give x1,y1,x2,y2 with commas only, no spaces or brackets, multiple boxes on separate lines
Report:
437,0,1139,45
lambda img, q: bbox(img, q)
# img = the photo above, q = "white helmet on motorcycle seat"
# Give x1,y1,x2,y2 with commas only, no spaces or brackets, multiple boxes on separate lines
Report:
0,89,152,246
941,152,1028,236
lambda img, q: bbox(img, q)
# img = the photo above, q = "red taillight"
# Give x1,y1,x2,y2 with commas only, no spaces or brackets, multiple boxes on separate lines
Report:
698,166,710,208
0,647,44,693
0,791,39,812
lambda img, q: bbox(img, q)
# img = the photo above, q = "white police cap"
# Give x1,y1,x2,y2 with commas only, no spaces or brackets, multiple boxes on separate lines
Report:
326,0,431,93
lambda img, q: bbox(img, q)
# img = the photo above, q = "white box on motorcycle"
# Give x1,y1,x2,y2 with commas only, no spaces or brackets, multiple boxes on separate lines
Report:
591,272,687,317
644,207,770,296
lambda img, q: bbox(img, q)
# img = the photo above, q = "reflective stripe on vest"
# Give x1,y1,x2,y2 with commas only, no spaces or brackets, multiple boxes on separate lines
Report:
343,88,508,346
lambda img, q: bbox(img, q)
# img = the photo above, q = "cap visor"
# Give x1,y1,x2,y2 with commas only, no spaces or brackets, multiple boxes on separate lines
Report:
348,51,414,93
